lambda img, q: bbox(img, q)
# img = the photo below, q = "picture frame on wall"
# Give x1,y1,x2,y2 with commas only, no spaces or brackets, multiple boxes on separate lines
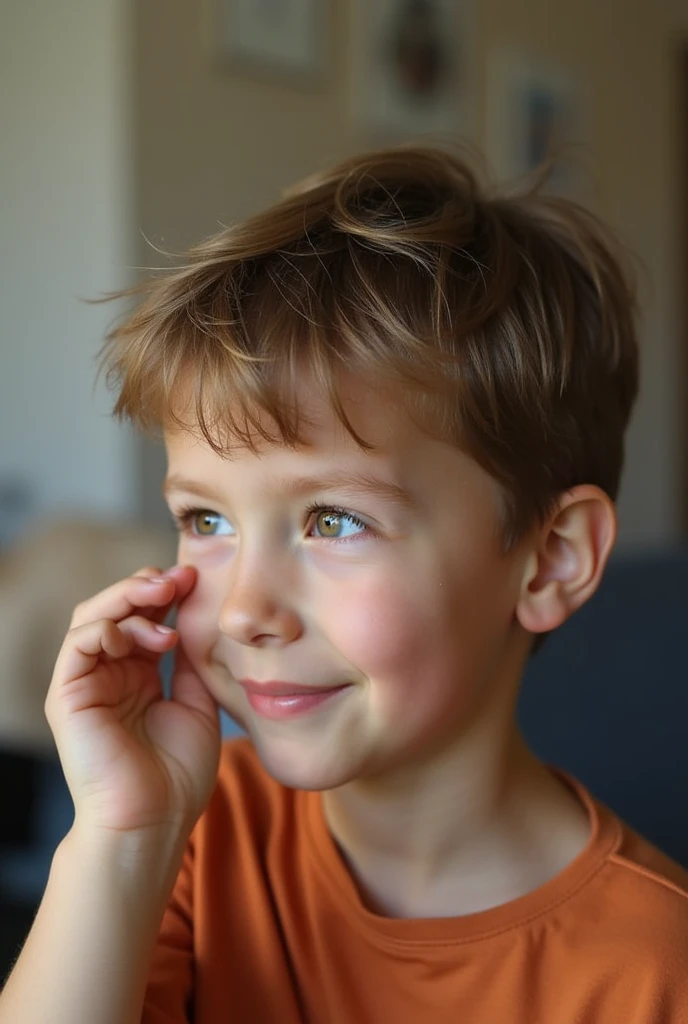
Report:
212,0,328,82
351,0,476,144
486,48,580,193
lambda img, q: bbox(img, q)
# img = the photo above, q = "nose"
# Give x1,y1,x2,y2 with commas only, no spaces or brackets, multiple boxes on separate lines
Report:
217,552,303,647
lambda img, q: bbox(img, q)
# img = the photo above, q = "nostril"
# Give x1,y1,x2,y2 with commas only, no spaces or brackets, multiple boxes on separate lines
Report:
218,598,303,647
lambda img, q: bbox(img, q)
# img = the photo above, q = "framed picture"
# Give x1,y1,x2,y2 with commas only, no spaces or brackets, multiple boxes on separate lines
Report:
486,49,580,192
351,0,476,143
212,0,328,81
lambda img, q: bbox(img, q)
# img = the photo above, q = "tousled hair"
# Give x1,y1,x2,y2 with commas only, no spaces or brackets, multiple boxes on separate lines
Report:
101,145,639,548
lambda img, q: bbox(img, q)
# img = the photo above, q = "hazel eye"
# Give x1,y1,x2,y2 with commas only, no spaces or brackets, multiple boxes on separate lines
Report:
312,509,365,539
190,510,233,536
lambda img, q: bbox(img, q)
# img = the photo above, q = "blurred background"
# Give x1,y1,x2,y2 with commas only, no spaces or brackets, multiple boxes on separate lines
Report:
1,0,688,980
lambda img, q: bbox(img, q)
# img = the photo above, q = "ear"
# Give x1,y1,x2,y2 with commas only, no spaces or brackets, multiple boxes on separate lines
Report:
516,485,617,635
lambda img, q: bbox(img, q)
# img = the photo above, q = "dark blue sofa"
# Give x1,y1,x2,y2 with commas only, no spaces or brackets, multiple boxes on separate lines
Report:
518,545,688,867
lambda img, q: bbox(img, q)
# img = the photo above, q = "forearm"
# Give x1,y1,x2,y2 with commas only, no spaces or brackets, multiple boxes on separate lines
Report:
0,822,188,1024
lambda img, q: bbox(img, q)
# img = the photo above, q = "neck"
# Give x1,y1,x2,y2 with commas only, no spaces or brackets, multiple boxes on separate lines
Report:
322,716,590,919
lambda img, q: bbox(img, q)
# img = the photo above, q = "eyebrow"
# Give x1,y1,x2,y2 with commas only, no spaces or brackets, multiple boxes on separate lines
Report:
163,471,416,510
163,475,228,504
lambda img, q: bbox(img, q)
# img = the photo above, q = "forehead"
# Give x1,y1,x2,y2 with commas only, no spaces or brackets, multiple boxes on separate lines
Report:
164,398,424,517
166,372,426,461
167,377,442,510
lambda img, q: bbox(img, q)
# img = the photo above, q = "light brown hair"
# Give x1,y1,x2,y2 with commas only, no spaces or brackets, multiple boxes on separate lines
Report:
101,145,639,548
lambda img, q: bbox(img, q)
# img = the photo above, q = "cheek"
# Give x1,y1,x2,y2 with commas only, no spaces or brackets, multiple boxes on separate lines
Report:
320,558,511,729
175,569,222,664
322,570,451,685
326,574,461,736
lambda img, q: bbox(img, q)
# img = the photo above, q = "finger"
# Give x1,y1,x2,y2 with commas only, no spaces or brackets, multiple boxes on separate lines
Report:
53,616,177,689
164,565,197,604
135,565,198,626
70,569,193,630
116,613,179,653
136,565,198,627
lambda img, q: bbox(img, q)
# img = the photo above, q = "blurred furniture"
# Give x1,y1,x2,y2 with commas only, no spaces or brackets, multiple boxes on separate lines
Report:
0,518,176,985
518,545,688,868
0,518,176,753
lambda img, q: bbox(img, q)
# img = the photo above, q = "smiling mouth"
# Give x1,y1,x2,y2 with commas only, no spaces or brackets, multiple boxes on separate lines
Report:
238,679,352,720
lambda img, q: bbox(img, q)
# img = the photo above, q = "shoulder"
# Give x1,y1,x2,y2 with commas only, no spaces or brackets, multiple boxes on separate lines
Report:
528,790,688,1016
533,778,688,973
567,799,688,972
601,824,688,941
582,834,688,1017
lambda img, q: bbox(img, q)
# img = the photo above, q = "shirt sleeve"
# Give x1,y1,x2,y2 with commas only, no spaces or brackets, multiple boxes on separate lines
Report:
140,834,195,1024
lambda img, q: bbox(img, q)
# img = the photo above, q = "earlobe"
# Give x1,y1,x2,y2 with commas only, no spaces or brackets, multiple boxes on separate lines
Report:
516,486,617,635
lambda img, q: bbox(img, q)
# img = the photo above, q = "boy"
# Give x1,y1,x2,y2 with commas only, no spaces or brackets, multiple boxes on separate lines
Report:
2,145,687,1023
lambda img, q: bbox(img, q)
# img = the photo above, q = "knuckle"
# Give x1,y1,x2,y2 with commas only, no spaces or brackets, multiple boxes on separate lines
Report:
128,614,149,630
44,685,59,718
70,600,90,626
66,617,83,638
69,616,105,638
71,586,112,624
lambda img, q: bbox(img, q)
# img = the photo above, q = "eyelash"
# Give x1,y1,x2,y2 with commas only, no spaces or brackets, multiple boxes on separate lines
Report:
170,503,373,542
170,505,212,533
305,503,370,541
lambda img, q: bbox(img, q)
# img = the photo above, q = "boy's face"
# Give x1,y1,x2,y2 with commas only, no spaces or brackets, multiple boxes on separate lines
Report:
164,377,532,790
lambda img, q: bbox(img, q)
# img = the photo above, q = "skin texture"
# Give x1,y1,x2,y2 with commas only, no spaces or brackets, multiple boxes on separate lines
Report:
166,382,530,793
165,376,616,916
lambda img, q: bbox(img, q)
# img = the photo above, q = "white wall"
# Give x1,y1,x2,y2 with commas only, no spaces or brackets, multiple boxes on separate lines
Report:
0,0,136,528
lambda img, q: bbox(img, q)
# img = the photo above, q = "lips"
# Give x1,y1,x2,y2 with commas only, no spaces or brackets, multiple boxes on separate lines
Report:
239,679,337,696
238,679,351,720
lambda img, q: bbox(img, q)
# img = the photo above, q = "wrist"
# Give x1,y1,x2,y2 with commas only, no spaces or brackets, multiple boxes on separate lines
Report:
59,817,191,894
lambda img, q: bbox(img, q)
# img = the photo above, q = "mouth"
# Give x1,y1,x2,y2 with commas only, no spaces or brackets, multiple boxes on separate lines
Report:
238,679,352,720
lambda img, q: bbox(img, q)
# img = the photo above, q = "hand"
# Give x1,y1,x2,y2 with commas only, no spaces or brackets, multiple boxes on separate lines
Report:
45,564,221,837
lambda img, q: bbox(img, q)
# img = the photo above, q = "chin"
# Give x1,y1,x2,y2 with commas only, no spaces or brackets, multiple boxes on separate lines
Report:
248,728,362,792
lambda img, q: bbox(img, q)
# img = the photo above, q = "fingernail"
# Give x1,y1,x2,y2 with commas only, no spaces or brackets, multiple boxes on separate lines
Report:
149,576,170,585
155,624,175,634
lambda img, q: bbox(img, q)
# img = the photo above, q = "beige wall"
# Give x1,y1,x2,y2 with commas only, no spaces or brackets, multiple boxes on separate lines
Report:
134,0,358,249
133,0,687,549
0,0,137,525
479,0,686,548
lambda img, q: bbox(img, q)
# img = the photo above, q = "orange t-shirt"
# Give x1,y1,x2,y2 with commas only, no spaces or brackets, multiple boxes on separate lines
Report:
142,739,688,1023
